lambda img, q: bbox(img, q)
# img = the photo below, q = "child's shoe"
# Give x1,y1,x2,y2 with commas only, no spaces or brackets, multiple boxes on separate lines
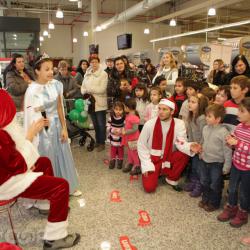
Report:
109,159,116,169
183,177,196,192
189,180,202,198
198,200,208,209
130,166,141,175
122,163,133,173
217,204,238,222
204,203,219,212
230,208,248,228
117,159,123,169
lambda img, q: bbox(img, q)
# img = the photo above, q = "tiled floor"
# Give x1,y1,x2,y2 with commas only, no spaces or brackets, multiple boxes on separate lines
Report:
1,139,249,250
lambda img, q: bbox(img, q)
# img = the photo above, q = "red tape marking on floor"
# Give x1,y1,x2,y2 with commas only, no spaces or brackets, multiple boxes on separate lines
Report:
138,210,151,227
110,190,122,202
119,236,137,250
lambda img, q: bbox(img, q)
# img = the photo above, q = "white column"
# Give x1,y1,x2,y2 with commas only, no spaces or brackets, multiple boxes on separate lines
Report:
91,0,97,44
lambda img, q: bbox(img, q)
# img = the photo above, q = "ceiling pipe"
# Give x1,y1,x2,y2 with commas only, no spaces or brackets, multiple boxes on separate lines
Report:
97,0,171,30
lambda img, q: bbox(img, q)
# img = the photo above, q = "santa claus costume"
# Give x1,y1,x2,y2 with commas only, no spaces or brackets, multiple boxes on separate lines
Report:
138,99,193,193
0,89,80,249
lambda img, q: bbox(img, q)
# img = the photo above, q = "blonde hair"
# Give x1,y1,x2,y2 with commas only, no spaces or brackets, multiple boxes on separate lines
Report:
160,52,177,69
58,60,69,69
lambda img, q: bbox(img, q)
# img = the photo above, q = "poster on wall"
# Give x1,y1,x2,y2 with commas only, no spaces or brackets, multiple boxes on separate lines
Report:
209,44,232,70
239,36,250,65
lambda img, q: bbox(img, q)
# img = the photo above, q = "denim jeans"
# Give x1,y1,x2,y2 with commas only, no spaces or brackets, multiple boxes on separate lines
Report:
228,164,250,210
190,154,201,179
200,161,223,207
90,110,106,145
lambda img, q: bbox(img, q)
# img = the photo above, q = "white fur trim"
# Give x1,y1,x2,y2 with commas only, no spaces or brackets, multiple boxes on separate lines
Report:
3,118,40,169
159,99,175,111
150,149,162,156
0,172,42,200
44,220,68,240
165,177,178,186
162,161,171,169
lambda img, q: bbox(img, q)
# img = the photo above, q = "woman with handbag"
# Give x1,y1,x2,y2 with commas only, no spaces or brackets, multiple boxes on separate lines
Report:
81,56,108,152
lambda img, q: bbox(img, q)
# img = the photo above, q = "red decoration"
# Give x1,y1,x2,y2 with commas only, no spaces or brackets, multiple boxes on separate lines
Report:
119,236,137,250
138,210,151,227
130,175,139,182
110,190,122,202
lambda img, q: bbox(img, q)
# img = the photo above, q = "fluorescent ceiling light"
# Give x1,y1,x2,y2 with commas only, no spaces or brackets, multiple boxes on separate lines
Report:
169,18,176,26
217,37,227,41
56,9,63,18
150,19,250,43
208,7,216,16
43,30,49,36
73,38,77,43
83,31,88,37
48,22,55,30
95,26,102,32
144,28,150,34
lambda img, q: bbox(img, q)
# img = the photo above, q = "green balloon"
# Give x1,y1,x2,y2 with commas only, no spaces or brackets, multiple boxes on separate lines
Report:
69,109,80,121
79,115,87,123
75,99,84,112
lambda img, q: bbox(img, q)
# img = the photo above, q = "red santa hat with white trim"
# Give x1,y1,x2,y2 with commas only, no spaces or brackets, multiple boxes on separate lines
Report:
159,98,175,111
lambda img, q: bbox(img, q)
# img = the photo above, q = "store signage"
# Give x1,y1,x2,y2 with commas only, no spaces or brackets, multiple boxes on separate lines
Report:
201,46,211,53
242,42,250,49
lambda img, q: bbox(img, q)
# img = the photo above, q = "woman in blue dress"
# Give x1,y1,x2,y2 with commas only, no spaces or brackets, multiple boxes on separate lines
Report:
24,55,81,196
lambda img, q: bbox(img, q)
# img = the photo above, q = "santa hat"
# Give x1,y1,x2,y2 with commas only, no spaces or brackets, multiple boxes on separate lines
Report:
159,98,175,111
0,89,16,129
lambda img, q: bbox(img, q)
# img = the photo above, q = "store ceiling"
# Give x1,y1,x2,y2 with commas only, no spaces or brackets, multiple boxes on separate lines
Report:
1,0,250,39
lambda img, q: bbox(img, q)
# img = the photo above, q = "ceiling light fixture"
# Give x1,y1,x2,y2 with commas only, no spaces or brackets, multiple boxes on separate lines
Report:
95,26,102,32
43,30,49,36
78,0,82,8
150,19,250,43
48,22,55,30
73,38,78,43
56,8,63,18
169,18,176,27
83,31,88,37
39,36,44,42
208,7,216,16
144,28,150,34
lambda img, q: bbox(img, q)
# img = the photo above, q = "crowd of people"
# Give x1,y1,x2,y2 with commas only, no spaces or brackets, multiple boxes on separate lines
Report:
0,51,250,248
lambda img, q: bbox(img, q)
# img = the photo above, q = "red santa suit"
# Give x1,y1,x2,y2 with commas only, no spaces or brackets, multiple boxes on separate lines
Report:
0,89,69,241
138,99,193,193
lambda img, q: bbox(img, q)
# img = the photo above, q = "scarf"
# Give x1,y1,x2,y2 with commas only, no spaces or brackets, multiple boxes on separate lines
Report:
151,117,175,168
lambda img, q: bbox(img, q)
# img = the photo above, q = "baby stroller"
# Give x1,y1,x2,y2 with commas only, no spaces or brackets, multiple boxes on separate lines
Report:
65,97,95,151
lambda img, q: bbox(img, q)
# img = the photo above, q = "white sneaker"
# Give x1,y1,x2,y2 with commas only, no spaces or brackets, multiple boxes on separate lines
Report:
71,190,82,197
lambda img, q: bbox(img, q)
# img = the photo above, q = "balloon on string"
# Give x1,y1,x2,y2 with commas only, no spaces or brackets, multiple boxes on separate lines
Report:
79,115,87,123
69,109,80,121
75,99,84,112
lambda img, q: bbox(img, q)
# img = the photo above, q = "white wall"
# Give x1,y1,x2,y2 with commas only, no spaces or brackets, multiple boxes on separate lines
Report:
40,20,181,65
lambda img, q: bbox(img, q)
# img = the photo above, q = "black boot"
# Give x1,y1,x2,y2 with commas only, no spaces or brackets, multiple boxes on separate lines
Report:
123,163,133,173
117,159,123,169
130,166,141,175
109,159,116,169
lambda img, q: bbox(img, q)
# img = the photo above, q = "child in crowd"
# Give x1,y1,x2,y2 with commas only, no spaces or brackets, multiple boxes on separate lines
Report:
179,80,201,122
134,83,149,131
24,55,81,196
199,104,232,212
122,98,141,175
153,75,171,98
214,85,231,106
107,101,125,169
170,77,187,117
217,97,250,228
201,87,217,104
184,93,208,197
144,86,162,122
119,78,132,102
223,75,250,131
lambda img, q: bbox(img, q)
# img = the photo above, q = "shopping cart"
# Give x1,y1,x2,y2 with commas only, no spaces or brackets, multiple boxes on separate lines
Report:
64,98,95,151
